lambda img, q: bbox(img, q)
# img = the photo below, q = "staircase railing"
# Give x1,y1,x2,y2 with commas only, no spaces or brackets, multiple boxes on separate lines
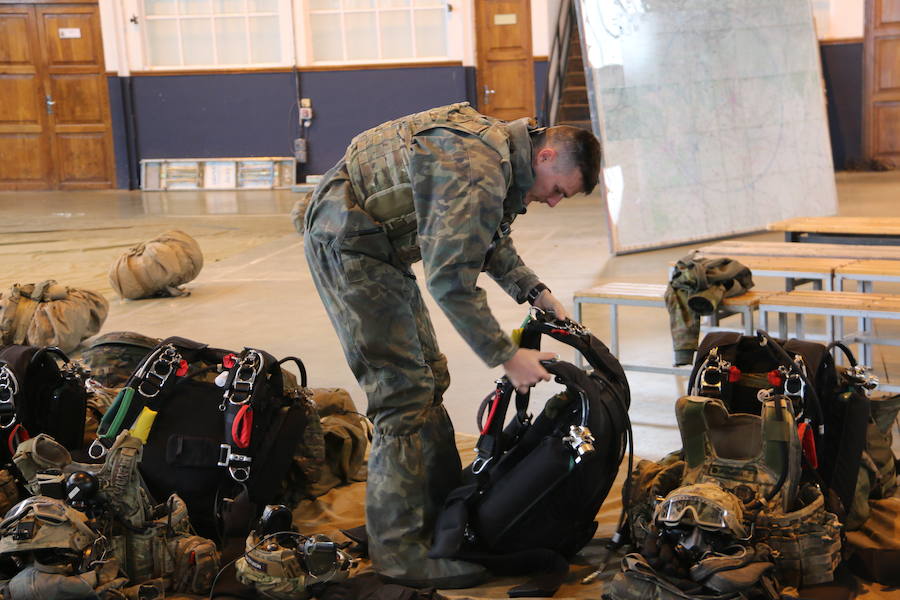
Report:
540,0,574,127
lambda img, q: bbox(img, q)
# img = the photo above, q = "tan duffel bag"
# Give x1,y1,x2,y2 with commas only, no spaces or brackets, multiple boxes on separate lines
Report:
0,280,108,353
109,230,203,299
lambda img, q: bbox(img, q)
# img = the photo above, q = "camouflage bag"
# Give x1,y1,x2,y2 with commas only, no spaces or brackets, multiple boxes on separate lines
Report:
0,470,19,517
81,331,162,389
119,494,218,594
0,280,108,353
305,387,368,498
108,230,203,300
752,484,842,588
845,392,900,530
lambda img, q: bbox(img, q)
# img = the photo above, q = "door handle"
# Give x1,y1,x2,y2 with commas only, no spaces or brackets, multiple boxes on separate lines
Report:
45,95,56,115
483,85,496,106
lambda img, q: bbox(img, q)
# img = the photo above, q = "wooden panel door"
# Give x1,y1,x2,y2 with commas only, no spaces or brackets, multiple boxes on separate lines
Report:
0,2,113,190
0,4,54,189
475,0,534,120
865,0,900,166
36,3,114,188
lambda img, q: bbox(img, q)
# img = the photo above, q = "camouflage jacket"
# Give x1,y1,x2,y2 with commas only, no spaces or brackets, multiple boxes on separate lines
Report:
664,253,753,366
338,103,542,367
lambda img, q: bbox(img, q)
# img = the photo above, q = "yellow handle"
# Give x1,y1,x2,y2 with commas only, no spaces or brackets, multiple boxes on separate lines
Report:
132,407,158,444
511,327,523,347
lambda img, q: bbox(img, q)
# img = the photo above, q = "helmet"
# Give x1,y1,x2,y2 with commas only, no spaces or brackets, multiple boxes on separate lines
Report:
654,482,748,539
0,496,97,562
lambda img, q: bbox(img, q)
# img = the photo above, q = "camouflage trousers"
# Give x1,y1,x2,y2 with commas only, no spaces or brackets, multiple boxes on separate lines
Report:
304,162,463,579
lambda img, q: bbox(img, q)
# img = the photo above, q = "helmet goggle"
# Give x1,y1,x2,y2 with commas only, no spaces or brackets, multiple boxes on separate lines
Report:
655,495,747,538
1,500,67,531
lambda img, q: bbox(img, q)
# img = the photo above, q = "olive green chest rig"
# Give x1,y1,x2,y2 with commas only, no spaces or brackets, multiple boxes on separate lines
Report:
675,395,801,512
344,102,534,264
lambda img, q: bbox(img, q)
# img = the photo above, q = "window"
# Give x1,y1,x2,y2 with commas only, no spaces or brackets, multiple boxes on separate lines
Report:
307,0,449,63
142,0,291,67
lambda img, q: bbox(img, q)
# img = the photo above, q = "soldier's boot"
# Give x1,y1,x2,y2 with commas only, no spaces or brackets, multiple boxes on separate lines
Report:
367,405,487,589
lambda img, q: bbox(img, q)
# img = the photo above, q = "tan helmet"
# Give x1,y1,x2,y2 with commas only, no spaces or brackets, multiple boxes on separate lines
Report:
654,482,748,539
0,496,97,561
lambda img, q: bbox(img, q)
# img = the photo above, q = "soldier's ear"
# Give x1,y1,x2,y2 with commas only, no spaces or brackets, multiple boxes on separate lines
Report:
535,147,557,164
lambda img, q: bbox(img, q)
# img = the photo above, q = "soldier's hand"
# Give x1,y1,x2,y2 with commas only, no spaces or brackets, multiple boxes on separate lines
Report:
533,290,570,321
503,348,556,394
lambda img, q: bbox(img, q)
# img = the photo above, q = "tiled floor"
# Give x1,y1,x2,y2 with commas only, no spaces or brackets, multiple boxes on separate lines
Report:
2,170,899,459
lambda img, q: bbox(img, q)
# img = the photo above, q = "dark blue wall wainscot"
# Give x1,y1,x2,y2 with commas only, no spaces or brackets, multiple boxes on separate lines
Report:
819,41,863,170
298,65,470,175
104,48,862,188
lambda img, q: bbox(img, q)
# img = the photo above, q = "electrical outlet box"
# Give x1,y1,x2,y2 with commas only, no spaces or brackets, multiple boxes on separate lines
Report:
299,107,313,120
294,138,308,163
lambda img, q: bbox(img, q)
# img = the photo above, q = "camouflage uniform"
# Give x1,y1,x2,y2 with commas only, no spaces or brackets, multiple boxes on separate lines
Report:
304,103,542,583
664,254,754,365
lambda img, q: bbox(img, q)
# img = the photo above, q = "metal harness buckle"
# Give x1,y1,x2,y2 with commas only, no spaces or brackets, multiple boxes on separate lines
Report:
696,349,729,396
223,350,263,406
0,364,18,429
135,346,182,399
218,443,252,482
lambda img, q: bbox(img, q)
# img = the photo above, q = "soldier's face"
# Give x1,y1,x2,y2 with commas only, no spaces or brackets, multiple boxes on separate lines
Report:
526,148,583,207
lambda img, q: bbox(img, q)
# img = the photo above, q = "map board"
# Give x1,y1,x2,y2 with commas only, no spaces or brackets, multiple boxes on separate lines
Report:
576,0,838,254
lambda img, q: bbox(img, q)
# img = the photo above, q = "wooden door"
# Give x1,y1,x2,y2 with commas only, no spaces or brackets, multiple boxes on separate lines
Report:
474,0,534,120
0,2,114,190
864,0,900,167
0,4,54,189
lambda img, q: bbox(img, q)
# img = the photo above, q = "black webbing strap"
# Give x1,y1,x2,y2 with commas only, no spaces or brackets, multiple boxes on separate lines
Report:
472,379,516,481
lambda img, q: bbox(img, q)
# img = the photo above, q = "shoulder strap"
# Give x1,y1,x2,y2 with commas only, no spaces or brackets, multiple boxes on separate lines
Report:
519,310,629,391
675,395,715,468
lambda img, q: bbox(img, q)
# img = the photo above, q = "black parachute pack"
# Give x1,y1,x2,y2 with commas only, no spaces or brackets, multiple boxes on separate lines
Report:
687,330,874,520
0,345,87,462
430,310,631,597
87,336,309,545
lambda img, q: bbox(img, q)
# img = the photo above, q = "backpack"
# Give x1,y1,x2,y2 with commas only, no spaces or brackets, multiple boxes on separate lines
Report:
0,345,87,462
87,336,311,543
687,330,871,520
431,311,631,596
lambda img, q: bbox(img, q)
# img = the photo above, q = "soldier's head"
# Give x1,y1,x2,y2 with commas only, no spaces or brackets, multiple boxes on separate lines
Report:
526,126,602,207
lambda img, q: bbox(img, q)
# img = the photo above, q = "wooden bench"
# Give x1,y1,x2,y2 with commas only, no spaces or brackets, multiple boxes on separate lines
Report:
698,240,900,261
768,216,900,245
758,290,900,389
573,283,772,376
834,260,900,342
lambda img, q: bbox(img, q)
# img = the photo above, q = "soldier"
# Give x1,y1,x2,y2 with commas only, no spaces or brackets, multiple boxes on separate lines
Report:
303,103,602,588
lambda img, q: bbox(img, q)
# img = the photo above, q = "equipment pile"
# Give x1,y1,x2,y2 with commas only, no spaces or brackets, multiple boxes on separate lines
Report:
606,329,900,600
0,335,364,599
